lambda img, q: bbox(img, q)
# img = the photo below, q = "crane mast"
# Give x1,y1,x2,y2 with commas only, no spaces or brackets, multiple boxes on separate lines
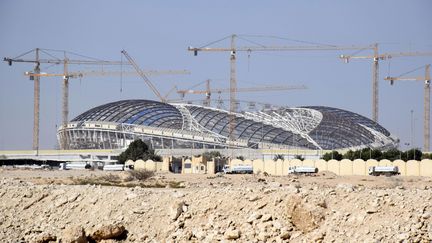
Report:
34,48,40,151
229,35,237,140
372,43,379,122
426,64,431,152
205,79,211,106
63,58,69,149
384,64,431,152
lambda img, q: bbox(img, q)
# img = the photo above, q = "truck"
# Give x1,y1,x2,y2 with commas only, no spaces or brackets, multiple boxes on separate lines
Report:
368,166,400,176
103,164,125,171
223,164,253,174
288,166,318,174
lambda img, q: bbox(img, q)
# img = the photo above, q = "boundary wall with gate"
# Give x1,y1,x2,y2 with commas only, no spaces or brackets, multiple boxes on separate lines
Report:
249,159,432,176
125,157,432,176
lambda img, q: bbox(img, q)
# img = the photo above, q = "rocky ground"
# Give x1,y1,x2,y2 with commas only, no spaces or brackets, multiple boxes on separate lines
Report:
0,168,432,242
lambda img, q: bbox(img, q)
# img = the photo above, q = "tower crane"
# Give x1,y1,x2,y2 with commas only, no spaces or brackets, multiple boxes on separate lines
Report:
340,46,432,122
384,64,430,152
121,50,166,102
188,34,372,141
4,48,189,150
3,48,130,151
24,69,190,149
177,79,307,107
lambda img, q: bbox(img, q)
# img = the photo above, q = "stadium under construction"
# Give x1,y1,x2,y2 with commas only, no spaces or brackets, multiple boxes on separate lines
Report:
57,99,399,152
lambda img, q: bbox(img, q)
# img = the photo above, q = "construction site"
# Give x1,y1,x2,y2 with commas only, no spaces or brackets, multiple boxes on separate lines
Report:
0,35,431,165
1,1,432,242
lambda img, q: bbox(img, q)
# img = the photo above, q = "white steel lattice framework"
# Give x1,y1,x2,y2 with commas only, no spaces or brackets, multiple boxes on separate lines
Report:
58,99,398,151
243,108,323,149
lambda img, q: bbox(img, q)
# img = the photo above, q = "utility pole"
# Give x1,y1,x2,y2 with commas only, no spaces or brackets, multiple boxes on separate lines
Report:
411,109,414,148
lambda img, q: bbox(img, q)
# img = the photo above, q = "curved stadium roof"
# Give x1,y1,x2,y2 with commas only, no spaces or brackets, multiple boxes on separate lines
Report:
69,99,397,150
73,100,184,129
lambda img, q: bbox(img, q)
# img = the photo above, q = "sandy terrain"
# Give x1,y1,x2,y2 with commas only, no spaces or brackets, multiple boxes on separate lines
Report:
1,168,431,242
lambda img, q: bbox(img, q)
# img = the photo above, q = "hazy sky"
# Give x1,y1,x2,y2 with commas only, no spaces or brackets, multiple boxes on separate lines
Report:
0,0,431,151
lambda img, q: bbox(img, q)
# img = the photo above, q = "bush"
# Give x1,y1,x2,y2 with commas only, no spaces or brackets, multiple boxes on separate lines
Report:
322,151,343,161
381,148,401,161
273,154,284,161
202,151,222,161
402,149,422,161
128,170,155,181
118,139,161,163
99,174,121,183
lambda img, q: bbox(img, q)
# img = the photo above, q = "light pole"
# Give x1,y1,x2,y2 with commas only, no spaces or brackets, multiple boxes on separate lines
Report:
404,142,410,161
261,113,264,161
410,110,414,148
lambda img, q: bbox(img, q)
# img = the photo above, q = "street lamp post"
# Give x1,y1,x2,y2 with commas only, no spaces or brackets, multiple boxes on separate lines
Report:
404,142,410,161
410,110,414,148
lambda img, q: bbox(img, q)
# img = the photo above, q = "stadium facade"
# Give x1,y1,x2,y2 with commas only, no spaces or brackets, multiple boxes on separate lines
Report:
57,99,399,151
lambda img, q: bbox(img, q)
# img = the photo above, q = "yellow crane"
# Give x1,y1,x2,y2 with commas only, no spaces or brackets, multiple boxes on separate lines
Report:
188,34,372,141
384,64,431,152
340,46,432,123
4,48,130,151
177,79,307,107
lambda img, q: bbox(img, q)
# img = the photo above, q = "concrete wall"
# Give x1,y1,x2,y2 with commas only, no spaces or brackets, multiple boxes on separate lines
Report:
243,158,432,176
353,159,366,176
406,160,420,176
315,160,328,173
420,160,432,177
130,156,432,176
393,160,407,176
134,159,164,172
207,161,215,175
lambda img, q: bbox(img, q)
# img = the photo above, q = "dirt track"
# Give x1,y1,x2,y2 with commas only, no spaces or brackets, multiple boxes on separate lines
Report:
1,168,431,242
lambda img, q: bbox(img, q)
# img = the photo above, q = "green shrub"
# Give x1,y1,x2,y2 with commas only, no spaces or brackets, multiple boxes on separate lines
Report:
322,151,343,161
273,154,284,161
118,139,161,163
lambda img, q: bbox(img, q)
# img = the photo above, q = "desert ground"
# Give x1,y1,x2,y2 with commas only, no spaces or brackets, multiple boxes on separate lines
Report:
1,168,431,242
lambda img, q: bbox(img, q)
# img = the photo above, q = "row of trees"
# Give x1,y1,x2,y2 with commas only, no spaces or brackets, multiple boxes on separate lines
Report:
118,139,432,164
321,148,431,161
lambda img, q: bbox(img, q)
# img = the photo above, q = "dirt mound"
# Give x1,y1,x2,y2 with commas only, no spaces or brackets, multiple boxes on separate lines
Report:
286,194,326,233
